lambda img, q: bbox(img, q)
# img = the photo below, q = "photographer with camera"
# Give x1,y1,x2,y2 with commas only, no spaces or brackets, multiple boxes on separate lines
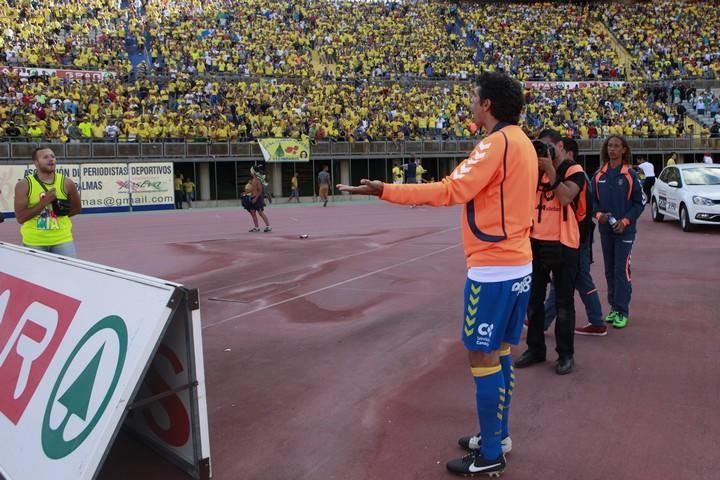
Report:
543,138,606,337
14,146,81,257
515,129,586,375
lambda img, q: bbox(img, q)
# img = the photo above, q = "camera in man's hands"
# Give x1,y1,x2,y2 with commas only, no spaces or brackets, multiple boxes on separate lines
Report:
532,139,555,160
52,199,72,216
533,139,556,191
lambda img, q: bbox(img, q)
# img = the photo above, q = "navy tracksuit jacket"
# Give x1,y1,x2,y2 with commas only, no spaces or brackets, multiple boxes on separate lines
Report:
592,163,644,316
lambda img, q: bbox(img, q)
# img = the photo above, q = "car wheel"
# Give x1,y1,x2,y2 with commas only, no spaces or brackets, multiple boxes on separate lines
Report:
651,199,664,222
679,204,695,232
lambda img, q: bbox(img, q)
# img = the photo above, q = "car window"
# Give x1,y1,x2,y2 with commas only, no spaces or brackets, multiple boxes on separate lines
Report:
658,168,669,182
667,167,682,186
682,166,720,186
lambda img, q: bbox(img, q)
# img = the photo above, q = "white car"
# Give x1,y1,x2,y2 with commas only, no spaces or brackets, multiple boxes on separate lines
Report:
651,163,720,231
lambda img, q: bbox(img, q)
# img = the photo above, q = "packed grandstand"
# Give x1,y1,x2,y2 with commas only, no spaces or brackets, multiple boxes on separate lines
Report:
1,0,719,142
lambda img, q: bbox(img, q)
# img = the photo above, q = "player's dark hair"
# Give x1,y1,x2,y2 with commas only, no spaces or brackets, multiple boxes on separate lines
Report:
474,72,525,125
561,138,579,160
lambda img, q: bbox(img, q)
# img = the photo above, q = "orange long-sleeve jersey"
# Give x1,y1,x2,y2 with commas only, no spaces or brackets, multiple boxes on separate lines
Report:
380,125,538,268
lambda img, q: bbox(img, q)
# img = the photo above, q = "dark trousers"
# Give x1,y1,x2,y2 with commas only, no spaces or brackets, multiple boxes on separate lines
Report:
527,240,579,360
544,234,603,328
599,232,635,316
643,177,655,203
174,189,184,209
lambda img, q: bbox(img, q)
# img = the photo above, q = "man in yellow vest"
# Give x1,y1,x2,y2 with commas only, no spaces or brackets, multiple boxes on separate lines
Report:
14,146,81,257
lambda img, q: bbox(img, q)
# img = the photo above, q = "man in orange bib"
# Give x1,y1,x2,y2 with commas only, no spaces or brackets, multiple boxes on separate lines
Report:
515,129,587,375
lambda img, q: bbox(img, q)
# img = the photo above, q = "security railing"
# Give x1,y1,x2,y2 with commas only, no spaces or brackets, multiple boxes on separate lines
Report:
0,137,718,162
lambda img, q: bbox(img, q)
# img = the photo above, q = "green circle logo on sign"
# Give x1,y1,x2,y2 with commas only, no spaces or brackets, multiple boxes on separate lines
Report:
41,315,128,459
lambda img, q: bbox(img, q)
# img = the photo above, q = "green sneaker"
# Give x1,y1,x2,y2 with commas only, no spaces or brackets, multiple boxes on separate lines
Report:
613,314,629,329
605,311,619,324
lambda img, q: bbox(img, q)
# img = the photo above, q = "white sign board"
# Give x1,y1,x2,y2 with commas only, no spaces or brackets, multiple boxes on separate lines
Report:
123,302,211,477
0,243,211,479
78,163,131,212
0,163,175,217
125,163,175,211
0,166,28,215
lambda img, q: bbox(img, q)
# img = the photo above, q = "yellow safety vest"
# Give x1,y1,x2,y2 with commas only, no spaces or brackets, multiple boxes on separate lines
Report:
20,173,74,247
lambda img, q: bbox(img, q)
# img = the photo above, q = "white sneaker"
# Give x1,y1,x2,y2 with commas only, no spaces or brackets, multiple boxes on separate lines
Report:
263,226,272,232
248,227,260,232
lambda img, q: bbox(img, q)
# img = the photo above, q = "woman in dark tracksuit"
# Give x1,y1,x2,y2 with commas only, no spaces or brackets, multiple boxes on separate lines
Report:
592,136,644,329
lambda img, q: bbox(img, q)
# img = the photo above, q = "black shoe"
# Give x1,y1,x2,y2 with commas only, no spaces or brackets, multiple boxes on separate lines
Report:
514,350,545,368
555,357,574,375
447,451,506,477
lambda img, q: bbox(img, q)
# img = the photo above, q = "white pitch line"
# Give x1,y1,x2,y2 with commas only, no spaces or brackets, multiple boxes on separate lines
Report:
197,225,460,297
204,242,461,329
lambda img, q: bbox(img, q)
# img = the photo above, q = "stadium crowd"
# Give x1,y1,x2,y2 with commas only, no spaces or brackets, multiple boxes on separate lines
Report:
601,0,720,80
0,0,717,141
139,0,477,80
1,0,135,74
0,69,694,142
460,2,625,81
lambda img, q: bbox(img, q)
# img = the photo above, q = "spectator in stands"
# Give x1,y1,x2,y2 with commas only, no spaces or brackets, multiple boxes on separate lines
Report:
4,122,21,139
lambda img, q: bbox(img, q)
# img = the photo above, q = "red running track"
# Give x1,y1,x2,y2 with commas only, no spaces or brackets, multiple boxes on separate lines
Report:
2,200,719,480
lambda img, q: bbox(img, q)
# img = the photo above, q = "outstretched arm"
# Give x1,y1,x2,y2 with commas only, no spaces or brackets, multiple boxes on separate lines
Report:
338,137,504,206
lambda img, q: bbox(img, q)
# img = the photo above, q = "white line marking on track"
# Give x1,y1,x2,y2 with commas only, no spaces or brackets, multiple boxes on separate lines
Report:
204,242,460,329
196,226,460,297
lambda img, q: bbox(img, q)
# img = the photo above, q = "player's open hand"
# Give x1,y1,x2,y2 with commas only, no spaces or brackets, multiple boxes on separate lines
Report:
337,179,384,196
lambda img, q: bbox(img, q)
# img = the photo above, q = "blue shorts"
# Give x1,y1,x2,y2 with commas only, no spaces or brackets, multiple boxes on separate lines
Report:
241,195,264,211
461,274,532,352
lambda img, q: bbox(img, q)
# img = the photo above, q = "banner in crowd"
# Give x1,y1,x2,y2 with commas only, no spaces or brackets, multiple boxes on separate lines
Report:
0,66,116,82
0,163,174,216
523,81,626,90
258,138,310,162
